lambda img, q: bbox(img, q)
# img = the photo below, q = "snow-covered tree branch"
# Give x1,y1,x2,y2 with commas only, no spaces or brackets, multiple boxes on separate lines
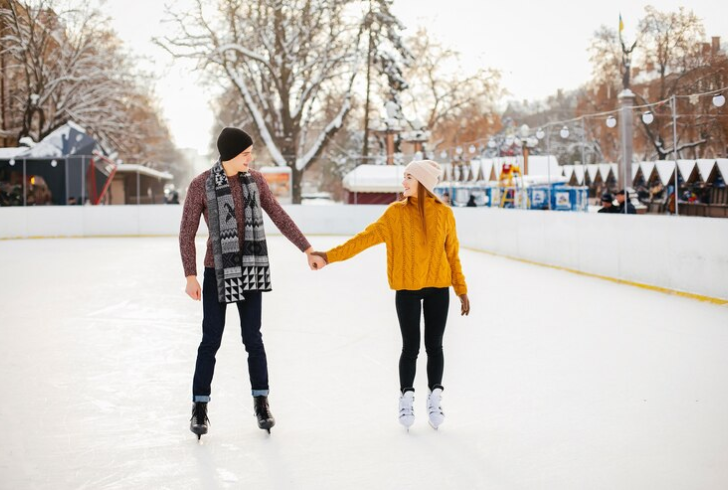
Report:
158,0,365,203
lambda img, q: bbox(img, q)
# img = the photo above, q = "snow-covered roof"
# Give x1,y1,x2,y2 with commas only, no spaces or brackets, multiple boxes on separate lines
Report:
717,159,728,182
0,147,25,159
114,164,173,180
527,156,560,177
13,122,97,158
696,159,718,181
343,164,405,193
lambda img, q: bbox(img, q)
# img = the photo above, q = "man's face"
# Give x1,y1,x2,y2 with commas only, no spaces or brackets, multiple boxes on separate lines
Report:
227,146,254,172
616,194,625,204
602,200,612,207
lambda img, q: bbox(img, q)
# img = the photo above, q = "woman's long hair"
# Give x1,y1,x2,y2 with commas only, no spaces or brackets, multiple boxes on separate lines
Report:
416,183,438,239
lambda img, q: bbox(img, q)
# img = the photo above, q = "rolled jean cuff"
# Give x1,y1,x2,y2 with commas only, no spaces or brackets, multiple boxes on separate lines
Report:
193,395,211,403
252,389,269,397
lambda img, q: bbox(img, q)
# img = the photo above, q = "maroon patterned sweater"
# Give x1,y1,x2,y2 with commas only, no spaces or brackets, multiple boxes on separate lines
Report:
179,169,311,277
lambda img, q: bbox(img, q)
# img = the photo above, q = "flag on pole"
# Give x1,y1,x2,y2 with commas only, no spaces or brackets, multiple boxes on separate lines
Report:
619,13,624,41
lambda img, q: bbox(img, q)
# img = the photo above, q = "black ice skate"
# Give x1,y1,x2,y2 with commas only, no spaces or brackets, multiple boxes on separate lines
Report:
254,395,275,433
190,401,209,440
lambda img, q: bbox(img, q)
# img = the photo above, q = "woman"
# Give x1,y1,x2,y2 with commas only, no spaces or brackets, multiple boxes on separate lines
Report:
313,160,470,430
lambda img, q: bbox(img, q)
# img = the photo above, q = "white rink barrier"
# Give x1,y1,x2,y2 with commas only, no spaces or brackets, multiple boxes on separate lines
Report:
1,205,727,300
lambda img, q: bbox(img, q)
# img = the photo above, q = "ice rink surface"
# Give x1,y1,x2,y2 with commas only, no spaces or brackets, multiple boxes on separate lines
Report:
1,236,727,490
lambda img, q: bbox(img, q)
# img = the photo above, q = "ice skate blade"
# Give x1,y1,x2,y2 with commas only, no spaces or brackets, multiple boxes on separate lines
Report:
428,420,441,430
257,418,275,431
190,426,208,437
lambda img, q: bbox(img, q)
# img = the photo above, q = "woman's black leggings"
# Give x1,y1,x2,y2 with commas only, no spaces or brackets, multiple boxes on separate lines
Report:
395,287,450,393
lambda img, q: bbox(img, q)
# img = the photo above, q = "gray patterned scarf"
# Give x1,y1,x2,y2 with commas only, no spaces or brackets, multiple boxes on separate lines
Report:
205,160,271,303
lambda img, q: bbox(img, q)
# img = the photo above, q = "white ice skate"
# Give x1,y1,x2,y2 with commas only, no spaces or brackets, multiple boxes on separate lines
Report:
398,391,415,429
426,388,445,429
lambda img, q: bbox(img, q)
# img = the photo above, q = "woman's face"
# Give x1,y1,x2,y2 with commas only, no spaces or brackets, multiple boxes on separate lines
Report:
402,173,419,197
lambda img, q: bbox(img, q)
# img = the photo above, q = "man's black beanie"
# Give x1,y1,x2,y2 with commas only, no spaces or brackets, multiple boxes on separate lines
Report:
217,127,253,161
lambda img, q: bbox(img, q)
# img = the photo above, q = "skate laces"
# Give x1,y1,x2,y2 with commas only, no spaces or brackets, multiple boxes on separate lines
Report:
399,393,414,418
255,398,271,419
193,403,209,424
428,392,443,416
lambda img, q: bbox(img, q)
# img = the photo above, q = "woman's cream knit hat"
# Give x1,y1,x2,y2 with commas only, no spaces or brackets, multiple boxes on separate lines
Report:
404,160,442,195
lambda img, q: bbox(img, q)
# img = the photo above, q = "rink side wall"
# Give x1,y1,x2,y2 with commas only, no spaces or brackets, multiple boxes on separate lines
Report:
1,205,727,300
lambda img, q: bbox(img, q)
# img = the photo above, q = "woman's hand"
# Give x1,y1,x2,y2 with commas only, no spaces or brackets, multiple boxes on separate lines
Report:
459,294,470,316
311,251,328,267
186,276,201,301
305,248,327,270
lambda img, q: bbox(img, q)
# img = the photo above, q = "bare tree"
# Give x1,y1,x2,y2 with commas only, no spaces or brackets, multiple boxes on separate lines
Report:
588,26,622,97
400,28,503,149
0,0,181,170
158,0,365,203
583,6,727,162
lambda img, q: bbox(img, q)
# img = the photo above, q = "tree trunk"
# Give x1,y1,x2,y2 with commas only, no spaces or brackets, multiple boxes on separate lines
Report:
291,164,302,204
362,23,374,163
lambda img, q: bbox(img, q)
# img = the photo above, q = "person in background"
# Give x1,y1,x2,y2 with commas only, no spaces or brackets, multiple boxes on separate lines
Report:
615,189,636,214
598,193,617,214
466,195,477,207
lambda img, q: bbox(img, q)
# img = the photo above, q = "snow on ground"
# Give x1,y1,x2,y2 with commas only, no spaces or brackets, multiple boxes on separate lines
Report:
1,236,727,490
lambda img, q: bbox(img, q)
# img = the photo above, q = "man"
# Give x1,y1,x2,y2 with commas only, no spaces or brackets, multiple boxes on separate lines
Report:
179,127,325,438
598,192,617,214
615,189,636,214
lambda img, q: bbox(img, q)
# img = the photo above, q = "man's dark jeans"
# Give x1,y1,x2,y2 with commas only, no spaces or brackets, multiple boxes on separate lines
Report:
192,268,269,402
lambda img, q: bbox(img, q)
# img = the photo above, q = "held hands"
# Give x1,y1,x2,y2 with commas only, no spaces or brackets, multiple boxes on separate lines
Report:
185,276,201,301
305,248,327,271
459,294,470,316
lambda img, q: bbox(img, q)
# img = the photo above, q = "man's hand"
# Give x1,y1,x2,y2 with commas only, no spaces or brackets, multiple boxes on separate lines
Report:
305,247,326,271
308,254,326,270
311,251,328,265
459,294,470,316
186,276,201,301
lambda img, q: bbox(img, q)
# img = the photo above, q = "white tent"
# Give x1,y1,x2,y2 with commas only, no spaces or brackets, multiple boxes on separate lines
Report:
470,159,482,182
654,161,677,185
696,159,717,182
586,164,600,183
527,155,560,177
479,159,495,182
441,163,453,182
716,159,728,182
640,161,657,182
562,165,575,182
676,160,698,182
598,163,613,181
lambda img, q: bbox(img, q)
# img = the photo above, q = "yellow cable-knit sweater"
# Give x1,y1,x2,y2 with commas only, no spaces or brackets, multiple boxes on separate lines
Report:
326,196,468,296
